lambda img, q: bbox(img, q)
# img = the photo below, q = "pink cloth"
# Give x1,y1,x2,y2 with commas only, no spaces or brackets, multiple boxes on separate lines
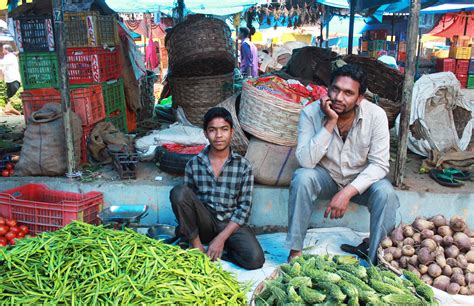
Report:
145,38,158,69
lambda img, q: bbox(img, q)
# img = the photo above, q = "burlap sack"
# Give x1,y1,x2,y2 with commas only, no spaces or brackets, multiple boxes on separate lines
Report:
15,103,82,176
88,121,132,163
245,137,300,186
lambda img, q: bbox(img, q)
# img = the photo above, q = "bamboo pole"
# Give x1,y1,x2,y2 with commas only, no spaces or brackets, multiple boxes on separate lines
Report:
394,0,421,187
348,0,355,54
52,0,76,177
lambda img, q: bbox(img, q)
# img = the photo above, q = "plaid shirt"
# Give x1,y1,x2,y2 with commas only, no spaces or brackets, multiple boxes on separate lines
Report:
184,146,254,226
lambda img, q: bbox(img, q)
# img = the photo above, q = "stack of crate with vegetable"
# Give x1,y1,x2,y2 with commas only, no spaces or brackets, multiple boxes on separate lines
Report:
14,11,123,164
253,254,437,305
445,35,472,88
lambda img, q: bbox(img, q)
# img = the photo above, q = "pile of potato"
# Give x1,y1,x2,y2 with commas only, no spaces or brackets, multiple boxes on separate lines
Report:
380,215,474,295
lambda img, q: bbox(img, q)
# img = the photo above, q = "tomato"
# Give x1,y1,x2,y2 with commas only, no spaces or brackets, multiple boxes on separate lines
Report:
16,231,25,238
0,217,5,225
8,226,20,234
8,169,14,176
5,219,17,227
19,225,29,234
0,237,7,247
9,239,15,246
0,224,9,236
4,231,16,241
1,169,9,177
5,163,13,170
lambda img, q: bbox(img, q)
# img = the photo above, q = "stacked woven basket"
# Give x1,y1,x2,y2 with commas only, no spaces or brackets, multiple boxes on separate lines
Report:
166,15,236,128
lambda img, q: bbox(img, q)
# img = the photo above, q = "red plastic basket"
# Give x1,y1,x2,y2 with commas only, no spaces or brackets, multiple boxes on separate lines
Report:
71,85,106,126
455,59,470,75
456,74,468,88
0,184,103,235
67,47,121,84
21,88,61,124
436,58,456,73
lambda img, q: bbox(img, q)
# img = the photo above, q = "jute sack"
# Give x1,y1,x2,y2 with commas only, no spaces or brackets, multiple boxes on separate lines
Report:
16,103,82,176
245,137,300,186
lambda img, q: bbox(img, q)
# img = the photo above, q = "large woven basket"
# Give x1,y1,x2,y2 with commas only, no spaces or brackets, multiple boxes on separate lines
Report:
343,54,404,102
170,72,234,126
165,15,236,77
216,94,249,156
364,90,402,129
239,81,302,147
250,268,280,306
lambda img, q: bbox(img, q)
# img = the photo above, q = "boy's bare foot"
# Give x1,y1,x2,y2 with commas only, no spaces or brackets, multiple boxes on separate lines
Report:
287,249,302,263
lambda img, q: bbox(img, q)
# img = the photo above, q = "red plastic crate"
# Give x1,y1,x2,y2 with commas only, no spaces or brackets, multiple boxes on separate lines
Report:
0,184,103,235
71,85,106,126
456,74,468,88
67,47,121,84
126,106,136,133
436,58,456,73
21,88,61,124
455,59,470,75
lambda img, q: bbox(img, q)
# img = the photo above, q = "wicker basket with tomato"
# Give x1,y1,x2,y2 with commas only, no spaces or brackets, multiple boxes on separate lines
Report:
0,216,30,247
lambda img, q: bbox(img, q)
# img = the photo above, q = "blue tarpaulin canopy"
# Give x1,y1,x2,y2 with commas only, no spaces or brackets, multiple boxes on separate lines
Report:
105,0,265,14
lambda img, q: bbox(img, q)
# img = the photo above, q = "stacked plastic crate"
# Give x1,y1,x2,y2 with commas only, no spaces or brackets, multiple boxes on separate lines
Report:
449,35,472,88
468,57,474,89
14,12,125,164
360,30,388,59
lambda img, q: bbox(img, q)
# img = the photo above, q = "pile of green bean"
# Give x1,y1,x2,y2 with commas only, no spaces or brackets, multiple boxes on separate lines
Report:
0,222,248,304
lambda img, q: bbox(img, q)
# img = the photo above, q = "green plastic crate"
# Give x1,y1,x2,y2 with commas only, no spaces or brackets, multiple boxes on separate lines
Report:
467,75,474,89
102,79,125,115
19,52,59,89
105,112,127,133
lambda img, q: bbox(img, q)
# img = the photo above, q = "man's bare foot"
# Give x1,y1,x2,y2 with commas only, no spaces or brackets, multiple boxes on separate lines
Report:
287,250,302,263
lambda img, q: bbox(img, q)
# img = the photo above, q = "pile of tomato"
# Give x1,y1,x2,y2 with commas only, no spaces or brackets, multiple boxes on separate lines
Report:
0,216,30,246
1,162,15,177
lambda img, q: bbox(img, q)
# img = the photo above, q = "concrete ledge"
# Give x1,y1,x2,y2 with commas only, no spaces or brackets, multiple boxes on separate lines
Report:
1,177,473,231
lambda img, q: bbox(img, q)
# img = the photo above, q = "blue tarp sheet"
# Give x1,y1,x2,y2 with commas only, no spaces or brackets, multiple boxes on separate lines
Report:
105,0,264,14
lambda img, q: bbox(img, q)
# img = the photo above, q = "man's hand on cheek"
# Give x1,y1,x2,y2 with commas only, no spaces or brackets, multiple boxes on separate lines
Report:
324,186,358,219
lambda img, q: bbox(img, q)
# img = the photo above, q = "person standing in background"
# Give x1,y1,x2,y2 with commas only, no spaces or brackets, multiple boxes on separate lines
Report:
1,44,21,115
238,27,258,78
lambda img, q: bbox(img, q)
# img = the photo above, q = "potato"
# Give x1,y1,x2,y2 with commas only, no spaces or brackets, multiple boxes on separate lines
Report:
383,253,394,263
413,218,435,232
391,223,405,243
419,264,429,275
465,273,474,284
443,265,453,277
447,258,458,268
433,275,451,291
421,239,437,252
402,245,415,257
412,232,422,244
450,216,467,232
381,237,393,249
390,260,400,270
421,274,433,286
392,247,402,260
466,250,474,263
399,256,409,269
433,235,443,245
403,237,415,246
437,225,453,237
457,254,468,269
409,255,419,267
467,263,474,273
445,245,460,259
418,247,434,265
447,283,461,295
436,255,447,268
428,263,442,278
421,229,435,240
452,267,463,275
451,273,466,286
403,225,415,238
430,215,448,228
459,286,469,295
453,232,471,251
442,235,454,247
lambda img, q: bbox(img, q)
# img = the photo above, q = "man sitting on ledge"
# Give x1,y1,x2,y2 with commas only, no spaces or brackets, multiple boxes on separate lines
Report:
170,107,265,270
286,64,400,263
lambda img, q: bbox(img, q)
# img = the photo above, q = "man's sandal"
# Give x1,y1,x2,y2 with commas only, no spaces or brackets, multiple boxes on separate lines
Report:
429,169,464,187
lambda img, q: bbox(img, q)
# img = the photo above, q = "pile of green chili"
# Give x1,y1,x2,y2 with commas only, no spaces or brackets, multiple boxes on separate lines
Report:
0,221,248,304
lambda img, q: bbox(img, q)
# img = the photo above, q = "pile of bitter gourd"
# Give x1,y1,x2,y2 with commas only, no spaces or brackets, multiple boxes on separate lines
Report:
255,254,437,305
0,221,247,304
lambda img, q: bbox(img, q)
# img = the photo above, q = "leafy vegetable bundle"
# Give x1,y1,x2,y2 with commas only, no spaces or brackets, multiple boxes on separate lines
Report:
254,254,437,305
0,222,247,304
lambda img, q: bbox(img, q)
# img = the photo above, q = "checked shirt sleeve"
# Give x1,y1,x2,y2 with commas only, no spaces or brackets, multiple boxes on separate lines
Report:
183,160,195,189
231,163,254,226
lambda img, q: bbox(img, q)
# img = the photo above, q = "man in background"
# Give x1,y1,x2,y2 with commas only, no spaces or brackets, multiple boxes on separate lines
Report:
238,27,258,78
1,44,21,115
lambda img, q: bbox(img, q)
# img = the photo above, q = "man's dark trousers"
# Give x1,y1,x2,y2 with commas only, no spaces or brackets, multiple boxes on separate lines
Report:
170,185,265,270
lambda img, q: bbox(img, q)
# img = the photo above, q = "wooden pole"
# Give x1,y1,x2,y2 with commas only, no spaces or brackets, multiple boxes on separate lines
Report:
348,0,355,54
394,0,421,187
325,18,330,48
52,0,76,176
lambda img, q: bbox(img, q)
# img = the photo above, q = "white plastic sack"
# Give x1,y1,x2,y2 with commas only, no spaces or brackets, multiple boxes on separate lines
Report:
399,72,473,157
135,123,208,160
